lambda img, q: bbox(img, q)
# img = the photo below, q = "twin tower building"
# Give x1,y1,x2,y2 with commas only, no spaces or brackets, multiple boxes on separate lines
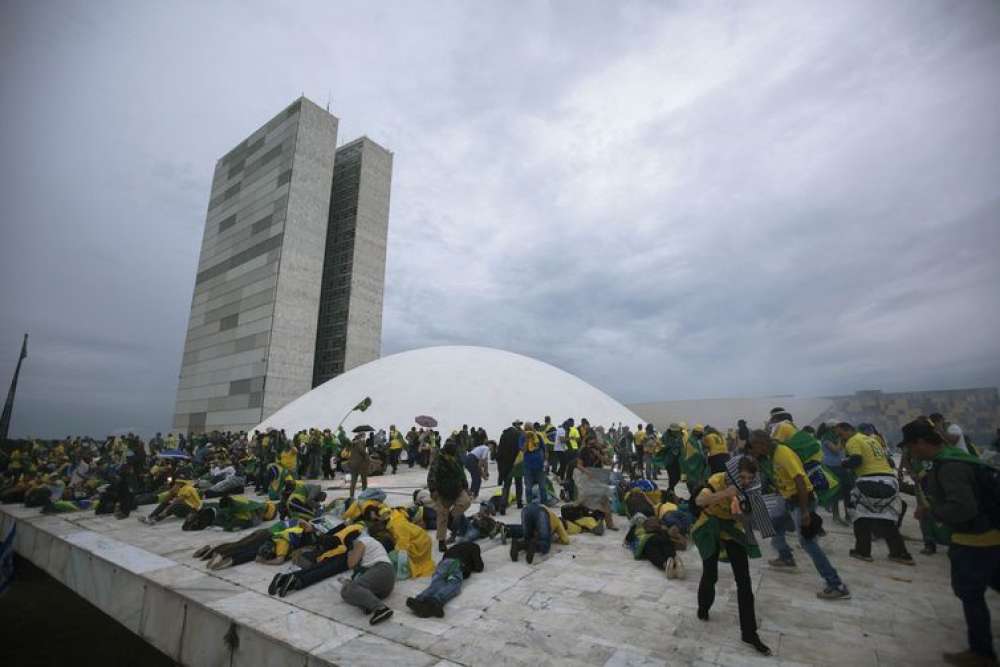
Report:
172,98,392,434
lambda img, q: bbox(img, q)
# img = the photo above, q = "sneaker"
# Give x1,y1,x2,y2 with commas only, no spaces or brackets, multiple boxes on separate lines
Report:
370,606,393,625
592,522,605,536
889,555,916,566
942,650,999,666
524,538,536,564
816,585,851,600
920,544,937,556
849,550,874,562
510,538,521,562
193,544,213,559
406,597,430,618
278,575,299,598
268,572,287,596
429,600,445,618
768,558,797,570
210,556,233,571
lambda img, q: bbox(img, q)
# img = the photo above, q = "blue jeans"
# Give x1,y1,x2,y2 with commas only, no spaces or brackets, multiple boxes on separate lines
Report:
950,544,1000,659
465,454,482,497
771,498,844,589
415,558,464,606
521,503,552,554
523,467,547,505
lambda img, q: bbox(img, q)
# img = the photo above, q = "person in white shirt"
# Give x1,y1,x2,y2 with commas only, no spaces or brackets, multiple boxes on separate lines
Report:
340,534,395,624
466,443,491,498
554,425,567,478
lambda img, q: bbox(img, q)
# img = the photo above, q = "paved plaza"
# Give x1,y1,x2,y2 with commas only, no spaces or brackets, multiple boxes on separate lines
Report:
3,460,998,666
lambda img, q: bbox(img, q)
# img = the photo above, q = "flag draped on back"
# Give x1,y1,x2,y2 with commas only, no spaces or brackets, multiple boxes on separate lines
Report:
0,334,28,444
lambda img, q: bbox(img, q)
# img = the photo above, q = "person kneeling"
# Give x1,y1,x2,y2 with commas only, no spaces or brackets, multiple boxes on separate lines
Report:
340,534,396,625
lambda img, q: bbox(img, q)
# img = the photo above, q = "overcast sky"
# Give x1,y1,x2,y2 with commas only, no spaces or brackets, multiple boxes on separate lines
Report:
2,1,999,437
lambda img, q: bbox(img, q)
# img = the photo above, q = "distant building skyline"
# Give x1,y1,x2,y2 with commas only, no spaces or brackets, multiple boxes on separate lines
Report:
172,97,391,434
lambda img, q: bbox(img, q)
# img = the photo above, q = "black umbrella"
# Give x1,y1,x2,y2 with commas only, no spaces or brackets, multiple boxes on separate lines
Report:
352,424,375,433
415,415,438,428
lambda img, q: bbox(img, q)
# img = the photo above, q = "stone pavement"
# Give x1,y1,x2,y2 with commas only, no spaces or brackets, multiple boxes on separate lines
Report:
3,460,998,666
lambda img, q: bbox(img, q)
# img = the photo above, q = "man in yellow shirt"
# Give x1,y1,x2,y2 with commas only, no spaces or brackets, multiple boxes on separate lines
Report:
387,426,405,474
836,422,913,565
749,430,850,601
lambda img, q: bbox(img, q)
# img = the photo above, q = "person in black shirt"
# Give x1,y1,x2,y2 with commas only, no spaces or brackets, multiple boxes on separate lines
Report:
405,542,484,618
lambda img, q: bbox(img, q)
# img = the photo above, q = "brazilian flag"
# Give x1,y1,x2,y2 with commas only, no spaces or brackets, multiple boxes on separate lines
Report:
354,397,372,412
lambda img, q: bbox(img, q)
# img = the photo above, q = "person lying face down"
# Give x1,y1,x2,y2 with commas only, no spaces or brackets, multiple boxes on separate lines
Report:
407,541,484,618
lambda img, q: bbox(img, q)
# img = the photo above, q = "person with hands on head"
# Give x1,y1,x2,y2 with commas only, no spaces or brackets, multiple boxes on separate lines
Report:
340,530,396,625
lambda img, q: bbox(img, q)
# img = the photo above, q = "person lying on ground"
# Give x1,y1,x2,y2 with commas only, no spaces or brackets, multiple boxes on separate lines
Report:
407,542,484,618
340,533,396,625
268,523,365,597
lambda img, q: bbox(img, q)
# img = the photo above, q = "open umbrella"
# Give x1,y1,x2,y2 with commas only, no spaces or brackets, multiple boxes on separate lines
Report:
352,424,375,433
415,415,438,428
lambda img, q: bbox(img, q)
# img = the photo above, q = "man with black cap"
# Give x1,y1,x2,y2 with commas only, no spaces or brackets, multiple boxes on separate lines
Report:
900,419,1000,667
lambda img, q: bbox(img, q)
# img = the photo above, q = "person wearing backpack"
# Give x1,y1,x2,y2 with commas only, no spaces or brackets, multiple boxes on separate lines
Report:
901,418,1000,667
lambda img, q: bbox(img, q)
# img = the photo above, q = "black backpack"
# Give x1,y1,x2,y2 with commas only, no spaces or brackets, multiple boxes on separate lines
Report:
936,459,1000,532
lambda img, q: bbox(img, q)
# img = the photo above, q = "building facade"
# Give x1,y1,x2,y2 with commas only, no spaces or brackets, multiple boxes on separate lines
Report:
173,98,391,434
313,137,393,386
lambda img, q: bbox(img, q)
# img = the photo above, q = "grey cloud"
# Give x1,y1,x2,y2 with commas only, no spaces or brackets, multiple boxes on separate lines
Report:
2,1,999,437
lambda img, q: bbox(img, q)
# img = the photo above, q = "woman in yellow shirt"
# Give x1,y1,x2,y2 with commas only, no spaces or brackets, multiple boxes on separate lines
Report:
692,457,771,656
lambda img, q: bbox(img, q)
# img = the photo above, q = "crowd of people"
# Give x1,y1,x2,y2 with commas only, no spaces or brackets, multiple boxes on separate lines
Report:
1,409,997,664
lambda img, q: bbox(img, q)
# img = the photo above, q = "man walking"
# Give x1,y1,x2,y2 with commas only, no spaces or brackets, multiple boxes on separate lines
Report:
901,419,1000,667
749,430,850,601
836,422,913,565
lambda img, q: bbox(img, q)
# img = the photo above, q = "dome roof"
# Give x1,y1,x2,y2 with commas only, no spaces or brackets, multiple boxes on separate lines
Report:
253,345,642,437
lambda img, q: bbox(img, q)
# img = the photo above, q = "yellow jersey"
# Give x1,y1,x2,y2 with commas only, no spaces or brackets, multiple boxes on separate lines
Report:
772,444,812,499
703,433,727,457
844,433,893,477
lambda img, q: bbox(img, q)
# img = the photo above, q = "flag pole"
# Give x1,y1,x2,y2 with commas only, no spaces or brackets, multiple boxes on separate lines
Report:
335,396,372,432
0,333,28,445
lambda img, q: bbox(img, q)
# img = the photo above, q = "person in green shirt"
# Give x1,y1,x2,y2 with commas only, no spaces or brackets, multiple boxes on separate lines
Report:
902,419,1000,666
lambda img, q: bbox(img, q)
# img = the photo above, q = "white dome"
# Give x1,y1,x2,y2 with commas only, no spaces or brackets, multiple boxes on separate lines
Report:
253,346,642,438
